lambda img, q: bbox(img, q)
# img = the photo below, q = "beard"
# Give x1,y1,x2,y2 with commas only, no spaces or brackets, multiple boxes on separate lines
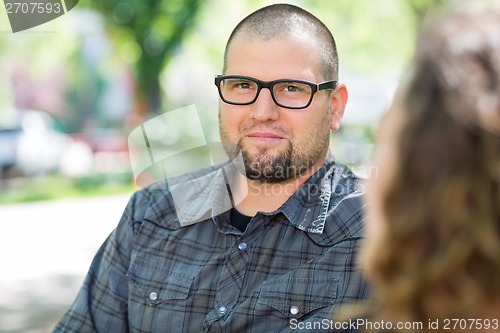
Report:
220,122,330,184
239,140,294,183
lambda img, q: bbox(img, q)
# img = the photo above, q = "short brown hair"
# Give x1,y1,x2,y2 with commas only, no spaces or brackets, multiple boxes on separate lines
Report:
223,4,339,81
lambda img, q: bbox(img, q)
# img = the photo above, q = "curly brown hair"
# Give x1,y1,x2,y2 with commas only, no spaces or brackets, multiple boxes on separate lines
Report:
364,1,500,330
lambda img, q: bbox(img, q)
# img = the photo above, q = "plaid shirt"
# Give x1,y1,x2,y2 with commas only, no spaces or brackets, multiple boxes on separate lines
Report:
54,157,369,332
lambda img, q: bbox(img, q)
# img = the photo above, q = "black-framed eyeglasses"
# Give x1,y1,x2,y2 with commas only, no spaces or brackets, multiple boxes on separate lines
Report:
214,75,337,109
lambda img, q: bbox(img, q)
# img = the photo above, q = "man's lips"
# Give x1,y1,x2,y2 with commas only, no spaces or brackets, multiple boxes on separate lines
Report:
247,131,284,139
245,131,285,144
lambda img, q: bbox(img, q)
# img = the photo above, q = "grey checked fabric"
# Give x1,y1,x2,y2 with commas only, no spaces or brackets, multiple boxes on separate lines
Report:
53,156,369,332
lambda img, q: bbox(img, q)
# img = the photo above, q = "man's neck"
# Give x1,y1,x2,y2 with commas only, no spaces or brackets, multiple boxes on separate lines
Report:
230,162,324,216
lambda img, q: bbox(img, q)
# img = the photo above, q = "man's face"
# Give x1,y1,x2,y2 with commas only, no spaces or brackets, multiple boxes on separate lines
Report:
219,34,340,183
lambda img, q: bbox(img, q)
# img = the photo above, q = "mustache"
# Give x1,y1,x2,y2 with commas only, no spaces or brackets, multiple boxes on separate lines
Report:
239,123,290,137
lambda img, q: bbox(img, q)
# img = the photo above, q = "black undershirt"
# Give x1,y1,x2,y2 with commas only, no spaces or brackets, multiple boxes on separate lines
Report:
230,208,253,232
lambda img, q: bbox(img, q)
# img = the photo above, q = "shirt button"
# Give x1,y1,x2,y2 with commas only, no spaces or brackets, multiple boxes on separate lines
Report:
149,292,158,301
238,242,247,250
290,306,299,315
218,306,227,315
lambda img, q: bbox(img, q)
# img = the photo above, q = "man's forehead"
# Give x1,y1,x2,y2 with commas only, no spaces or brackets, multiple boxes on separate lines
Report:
224,35,323,80
227,30,319,56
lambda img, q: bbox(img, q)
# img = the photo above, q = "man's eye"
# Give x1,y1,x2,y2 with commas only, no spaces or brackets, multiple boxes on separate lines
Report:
236,82,251,89
281,83,308,93
285,85,300,92
230,81,253,90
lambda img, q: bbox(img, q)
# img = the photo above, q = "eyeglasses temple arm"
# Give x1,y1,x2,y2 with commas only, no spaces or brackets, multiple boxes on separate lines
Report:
318,81,337,90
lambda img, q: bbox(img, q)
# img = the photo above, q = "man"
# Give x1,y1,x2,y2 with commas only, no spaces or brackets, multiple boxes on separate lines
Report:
54,4,368,332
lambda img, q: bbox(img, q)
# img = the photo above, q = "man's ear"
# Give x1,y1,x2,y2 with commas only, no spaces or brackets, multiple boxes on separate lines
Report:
329,83,348,131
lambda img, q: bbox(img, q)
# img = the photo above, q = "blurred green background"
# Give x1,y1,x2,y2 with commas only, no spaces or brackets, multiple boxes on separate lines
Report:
0,0,454,204
1,1,457,332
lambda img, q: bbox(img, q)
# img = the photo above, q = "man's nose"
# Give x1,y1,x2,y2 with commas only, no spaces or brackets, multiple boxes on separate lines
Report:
249,88,280,121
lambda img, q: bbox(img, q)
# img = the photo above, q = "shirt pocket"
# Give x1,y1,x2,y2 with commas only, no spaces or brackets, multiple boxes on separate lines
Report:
126,256,195,307
257,277,338,319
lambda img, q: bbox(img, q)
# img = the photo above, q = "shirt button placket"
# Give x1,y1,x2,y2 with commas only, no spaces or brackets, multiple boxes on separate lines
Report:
214,237,251,321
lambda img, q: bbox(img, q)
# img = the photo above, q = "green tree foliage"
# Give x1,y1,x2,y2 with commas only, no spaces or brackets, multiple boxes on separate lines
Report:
89,0,204,116
407,0,452,21
305,0,453,74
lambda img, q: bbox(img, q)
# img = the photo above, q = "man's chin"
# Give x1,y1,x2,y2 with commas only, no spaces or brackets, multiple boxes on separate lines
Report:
240,143,288,161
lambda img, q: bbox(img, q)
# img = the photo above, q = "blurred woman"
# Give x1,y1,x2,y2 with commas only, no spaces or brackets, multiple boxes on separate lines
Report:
361,1,500,331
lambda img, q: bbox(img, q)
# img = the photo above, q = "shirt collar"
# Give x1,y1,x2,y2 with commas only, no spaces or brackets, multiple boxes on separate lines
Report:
166,164,233,227
142,164,231,229
144,156,365,241
277,156,365,246
278,159,333,234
